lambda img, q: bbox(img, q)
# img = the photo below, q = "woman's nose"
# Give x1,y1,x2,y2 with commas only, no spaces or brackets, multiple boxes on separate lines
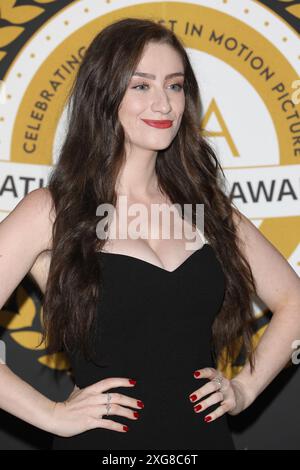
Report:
151,91,172,112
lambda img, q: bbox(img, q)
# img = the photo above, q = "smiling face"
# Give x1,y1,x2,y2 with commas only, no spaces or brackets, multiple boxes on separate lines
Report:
118,41,185,152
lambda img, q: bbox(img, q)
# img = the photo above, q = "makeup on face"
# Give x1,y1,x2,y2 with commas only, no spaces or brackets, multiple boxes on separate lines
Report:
141,119,173,129
129,71,184,129
130,71,185,90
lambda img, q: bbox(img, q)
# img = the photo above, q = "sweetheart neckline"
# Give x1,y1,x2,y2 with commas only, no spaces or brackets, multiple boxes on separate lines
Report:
96,242,211,274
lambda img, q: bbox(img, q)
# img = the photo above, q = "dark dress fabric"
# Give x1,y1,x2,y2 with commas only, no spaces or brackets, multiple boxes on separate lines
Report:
52,242,235,450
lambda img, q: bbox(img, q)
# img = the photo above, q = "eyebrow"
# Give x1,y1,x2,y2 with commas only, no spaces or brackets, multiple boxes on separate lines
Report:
132,72,185,80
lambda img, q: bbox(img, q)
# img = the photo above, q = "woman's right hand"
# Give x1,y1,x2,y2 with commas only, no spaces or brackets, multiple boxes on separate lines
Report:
50,377,144,437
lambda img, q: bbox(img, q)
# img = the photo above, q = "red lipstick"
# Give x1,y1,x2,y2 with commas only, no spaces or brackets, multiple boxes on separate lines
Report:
141,119,173,129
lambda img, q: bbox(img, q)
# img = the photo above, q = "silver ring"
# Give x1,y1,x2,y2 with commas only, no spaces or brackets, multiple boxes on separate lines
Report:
106,392,111,416
212,374,224,390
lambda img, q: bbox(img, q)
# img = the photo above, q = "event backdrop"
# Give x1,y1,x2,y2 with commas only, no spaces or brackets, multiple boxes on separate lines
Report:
0,0,299,449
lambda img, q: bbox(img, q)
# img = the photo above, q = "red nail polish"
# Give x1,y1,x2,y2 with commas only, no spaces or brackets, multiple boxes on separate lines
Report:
133,411,139,419
123,425,129,431
129,379,136,385
204,416,212,422
194,404,202,412
189,394,197,402
137,400,144,408
194,371,201,378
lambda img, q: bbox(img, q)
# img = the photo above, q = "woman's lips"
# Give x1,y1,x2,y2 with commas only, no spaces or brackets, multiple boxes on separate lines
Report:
141,119,173,129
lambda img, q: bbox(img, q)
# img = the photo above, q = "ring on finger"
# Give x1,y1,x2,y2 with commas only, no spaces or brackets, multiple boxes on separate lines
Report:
103,392,111,417
212,374,224,391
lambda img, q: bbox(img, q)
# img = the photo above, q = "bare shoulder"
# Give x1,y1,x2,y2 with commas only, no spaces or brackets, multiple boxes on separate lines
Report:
231,206,300,311
23,187,54,220
16,188,54,251
231,206,256,247
232,206,280,255
231,205,283,259
1,187,55,252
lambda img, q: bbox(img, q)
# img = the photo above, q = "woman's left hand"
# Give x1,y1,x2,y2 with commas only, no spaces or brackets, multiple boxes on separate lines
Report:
188,367,251,422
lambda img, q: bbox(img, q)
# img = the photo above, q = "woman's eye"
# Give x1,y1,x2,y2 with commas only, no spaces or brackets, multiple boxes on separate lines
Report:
170,83,183,91
132,83,149,91
132,83,183,91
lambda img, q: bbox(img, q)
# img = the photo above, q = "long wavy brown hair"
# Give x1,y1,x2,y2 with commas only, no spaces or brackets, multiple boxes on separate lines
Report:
42,18,257,372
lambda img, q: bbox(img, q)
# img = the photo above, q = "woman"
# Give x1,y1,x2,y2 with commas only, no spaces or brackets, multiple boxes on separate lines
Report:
0,18,299,450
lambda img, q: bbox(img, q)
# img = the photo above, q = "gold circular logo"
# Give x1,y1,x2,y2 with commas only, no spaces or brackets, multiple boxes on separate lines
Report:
0,1,299,375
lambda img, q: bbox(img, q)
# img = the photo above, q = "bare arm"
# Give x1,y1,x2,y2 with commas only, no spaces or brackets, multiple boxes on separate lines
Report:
0,364,59,433
0,189,143,437
0,188,56,433
229,208,300,412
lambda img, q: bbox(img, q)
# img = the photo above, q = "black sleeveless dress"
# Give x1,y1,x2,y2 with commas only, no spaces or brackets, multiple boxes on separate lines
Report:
52,240,235,450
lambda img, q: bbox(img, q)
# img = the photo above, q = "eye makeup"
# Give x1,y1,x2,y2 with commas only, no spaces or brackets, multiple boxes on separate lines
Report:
131,82,183,91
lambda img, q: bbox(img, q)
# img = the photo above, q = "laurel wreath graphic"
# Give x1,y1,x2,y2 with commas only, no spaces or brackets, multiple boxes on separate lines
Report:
0,283,70,371
0,0,58,62
275,0,300,19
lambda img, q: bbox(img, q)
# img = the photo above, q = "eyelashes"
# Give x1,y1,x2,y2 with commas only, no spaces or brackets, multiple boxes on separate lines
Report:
131,82,183,92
